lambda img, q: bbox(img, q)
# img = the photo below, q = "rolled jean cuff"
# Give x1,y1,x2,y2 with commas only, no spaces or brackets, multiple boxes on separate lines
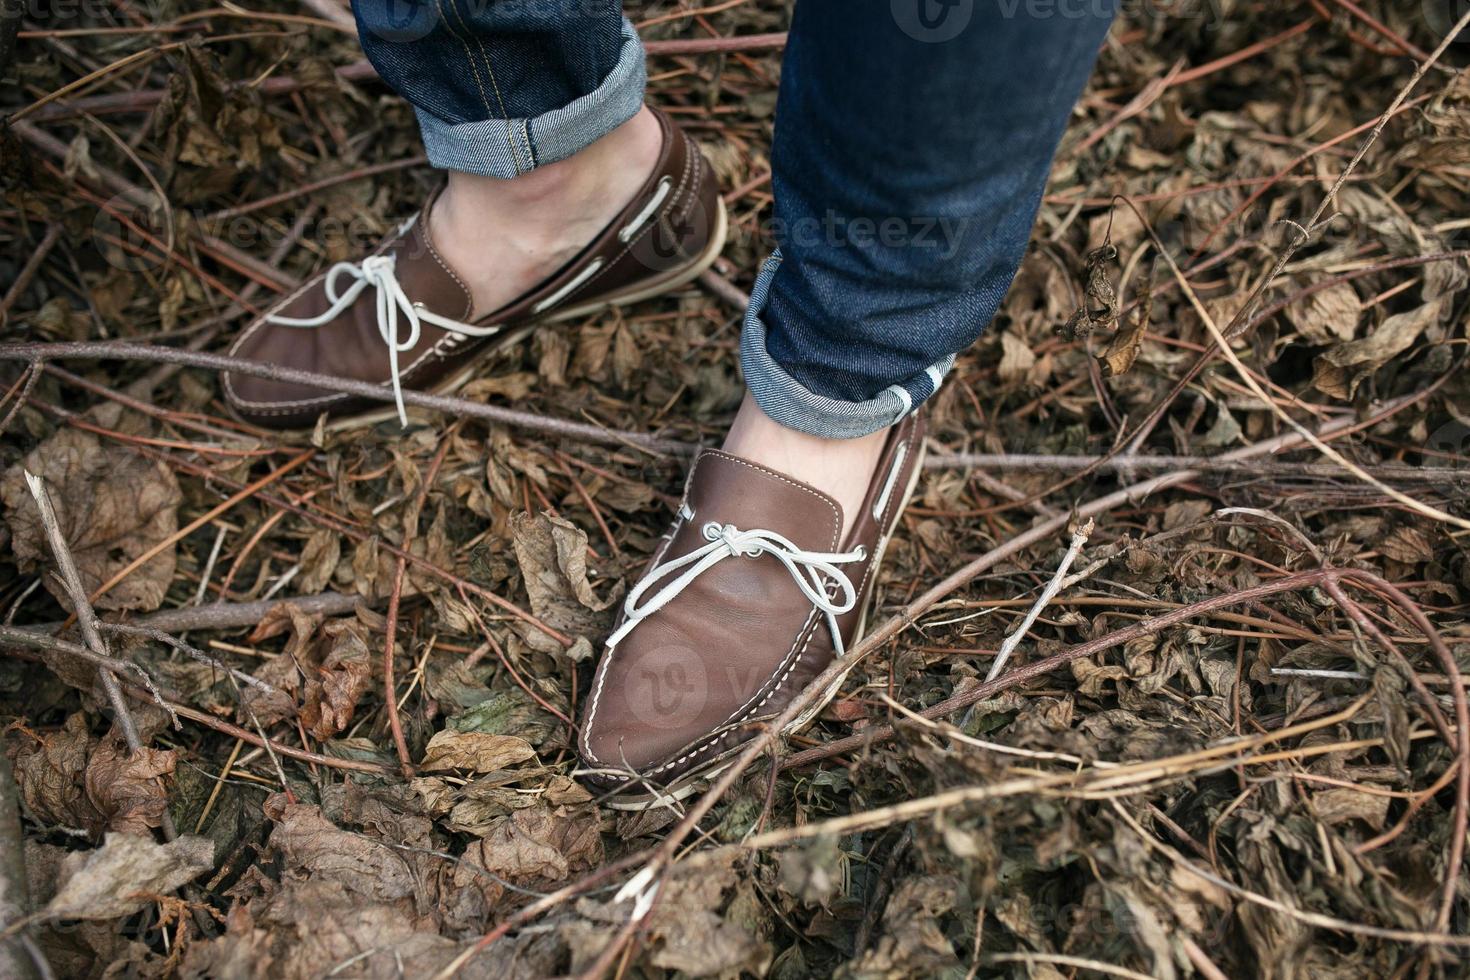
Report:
414,18,647,178
740,253,955,440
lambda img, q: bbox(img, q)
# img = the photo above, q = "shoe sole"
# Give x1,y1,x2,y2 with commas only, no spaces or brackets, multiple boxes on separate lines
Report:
600,437,928,812
297,197,730,434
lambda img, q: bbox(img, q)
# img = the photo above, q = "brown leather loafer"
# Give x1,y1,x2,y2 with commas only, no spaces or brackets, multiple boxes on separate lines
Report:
578,412,926,809
223,106,726,430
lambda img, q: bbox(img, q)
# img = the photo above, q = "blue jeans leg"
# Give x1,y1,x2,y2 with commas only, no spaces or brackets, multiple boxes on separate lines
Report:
742,0,1117,439
351,0,646,177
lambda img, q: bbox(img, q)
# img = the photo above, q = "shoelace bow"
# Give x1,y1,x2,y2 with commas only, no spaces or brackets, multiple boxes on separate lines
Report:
606,521,866,655
265,252,500,426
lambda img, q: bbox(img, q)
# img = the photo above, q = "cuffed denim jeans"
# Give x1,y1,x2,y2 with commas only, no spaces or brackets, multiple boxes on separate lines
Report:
352,0,1116,438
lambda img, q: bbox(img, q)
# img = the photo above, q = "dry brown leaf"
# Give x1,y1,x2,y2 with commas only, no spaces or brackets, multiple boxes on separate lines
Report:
264,797,416,902
296,528,341,594
44,833,213,920
1287,281,1360,344
420,730,536,773
644,858,769,976
778,834,843,905
510,511,619,643
997,331,1037,384
183,879,509,980
447,789,536,837
461,371,539,403
1097,312,1148,378
238,664,298,728
561,852,770,975
84,731,177,835
1057,242,1118,340
1311,299,1445,400
0,428,182,611
240,605,321,727
1378,525,1435,565
1097,257,1155,379
466,804,602,884
298,620,373,739
839,875,961,978
247,601,320,647
9,713,99,832
1313,787,1390,831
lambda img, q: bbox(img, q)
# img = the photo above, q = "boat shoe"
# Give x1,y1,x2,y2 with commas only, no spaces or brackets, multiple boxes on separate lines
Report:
578,412,927,809
223,106,726,430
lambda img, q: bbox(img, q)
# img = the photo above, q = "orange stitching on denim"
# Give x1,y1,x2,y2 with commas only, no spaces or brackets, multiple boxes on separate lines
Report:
450,0,528,173
433,0,494,121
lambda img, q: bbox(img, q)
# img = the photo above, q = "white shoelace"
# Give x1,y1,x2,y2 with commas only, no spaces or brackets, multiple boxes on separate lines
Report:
265,252,502,426
606,520,866,655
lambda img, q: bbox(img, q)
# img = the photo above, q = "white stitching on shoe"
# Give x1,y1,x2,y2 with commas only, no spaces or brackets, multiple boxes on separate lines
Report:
225,207,476,417
548,124,697,313
580,451,841,768
256,254,504,426
654,427,918,775
618,176,673,243
419,209,476,323
586,426,917,779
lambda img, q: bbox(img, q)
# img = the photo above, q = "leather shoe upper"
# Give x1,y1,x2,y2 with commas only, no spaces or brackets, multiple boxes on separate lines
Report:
578,412,925,795
223,106,722,429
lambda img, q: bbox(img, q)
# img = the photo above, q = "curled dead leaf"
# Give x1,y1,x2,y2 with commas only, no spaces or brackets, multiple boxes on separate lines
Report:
296,528,341,594
298,620,373,739
420,730,537,773
510,511,620,645
1097,256,1155,379
1312,299,1445,400
264,797,417,902
1056,242,1119,341
997,331,1037,385
1,428,182,612
44,833,213,920
1378,525,1434,565
465,804,602,885
84,731,177,835
9,713,99,832
1287,281,1360,344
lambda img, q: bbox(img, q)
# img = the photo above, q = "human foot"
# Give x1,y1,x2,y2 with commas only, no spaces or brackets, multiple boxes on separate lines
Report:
578,411,926,809
430,106,664,319
721,393,892,538
223,106,726,430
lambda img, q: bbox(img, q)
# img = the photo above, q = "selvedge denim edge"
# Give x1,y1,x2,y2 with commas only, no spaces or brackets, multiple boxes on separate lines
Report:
415,18,646,179
742,252,954,440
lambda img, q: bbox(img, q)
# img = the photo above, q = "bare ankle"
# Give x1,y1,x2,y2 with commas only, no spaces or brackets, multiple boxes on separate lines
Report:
437,107,660,224
721,394,890,540
425,106,664,317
